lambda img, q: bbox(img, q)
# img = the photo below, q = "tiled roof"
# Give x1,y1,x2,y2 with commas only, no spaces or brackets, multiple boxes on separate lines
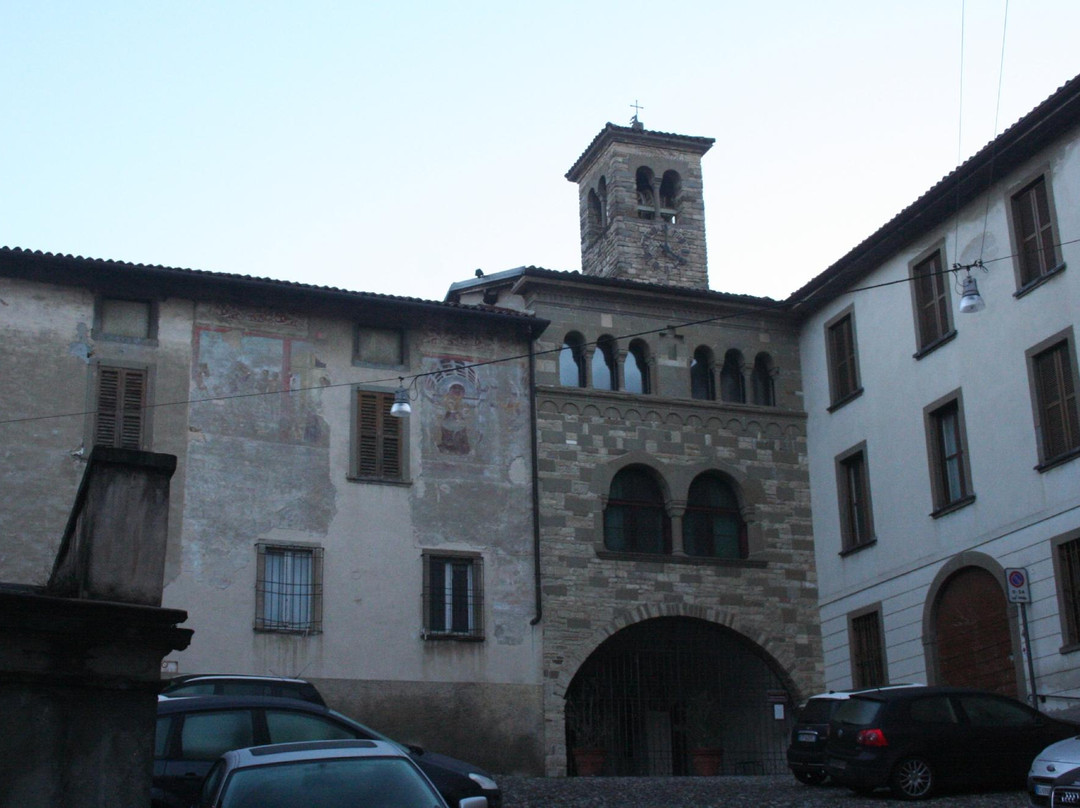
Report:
566,123,715,182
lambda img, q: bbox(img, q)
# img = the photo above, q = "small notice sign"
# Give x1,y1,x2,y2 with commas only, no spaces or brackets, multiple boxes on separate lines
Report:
1005,568,1031,604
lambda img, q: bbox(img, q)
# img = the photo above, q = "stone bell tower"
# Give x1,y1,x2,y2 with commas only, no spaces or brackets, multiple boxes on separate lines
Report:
565,118,714,290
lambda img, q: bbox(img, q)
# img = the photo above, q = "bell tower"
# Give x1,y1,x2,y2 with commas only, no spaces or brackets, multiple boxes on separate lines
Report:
566,119,714,290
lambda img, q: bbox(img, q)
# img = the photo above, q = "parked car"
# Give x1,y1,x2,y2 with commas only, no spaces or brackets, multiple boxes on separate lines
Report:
1027,734,1080,806
160,673,327,706
787,683,922,785
195,739,488,808
825,686,1078,799
153,695,500,808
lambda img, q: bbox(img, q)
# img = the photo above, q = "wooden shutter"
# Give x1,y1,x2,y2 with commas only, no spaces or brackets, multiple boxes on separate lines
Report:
95,366,146,449
1035,343,1078,459
355,390,401,479
1014,178,1057,283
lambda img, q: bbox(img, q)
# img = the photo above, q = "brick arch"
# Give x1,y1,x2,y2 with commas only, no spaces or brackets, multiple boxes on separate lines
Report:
549,602,800,701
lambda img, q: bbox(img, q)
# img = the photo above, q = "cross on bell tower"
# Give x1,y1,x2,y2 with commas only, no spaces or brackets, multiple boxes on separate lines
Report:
565,118,714,290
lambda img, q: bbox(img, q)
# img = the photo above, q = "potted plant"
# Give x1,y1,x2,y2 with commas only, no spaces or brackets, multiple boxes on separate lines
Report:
683,691,724,776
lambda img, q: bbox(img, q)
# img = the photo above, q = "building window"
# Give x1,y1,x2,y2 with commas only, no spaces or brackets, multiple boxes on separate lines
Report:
683,473,747,559
559,332,587,387
603,466,670,554
95,297,155,342
850,609,887,688
690,346,715,401
354,326,405,367
422,553,484,640
826,308,861,408
587,189,603,244
635,166,656,220
751,353,776,406
720,349,746,403
255,544,323,633
837,443,874,552
94,365,147,449
911,249,953,353
925,392,973,514
351,389,404,481
1011,176,1061,287
591,336,617,390
658,170,681,224
1055,534,1080,648
1029,335,1080,466
624,340,650,395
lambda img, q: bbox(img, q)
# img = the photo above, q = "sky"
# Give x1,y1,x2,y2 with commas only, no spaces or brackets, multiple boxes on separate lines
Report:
3,1,1080,303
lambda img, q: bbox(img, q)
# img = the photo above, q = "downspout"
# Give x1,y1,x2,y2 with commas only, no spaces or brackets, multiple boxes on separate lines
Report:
528,342,543,626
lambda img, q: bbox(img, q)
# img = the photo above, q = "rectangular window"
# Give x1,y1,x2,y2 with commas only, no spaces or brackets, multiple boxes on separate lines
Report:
1030,337,1080,465
826,308,861,408
925,393,973,513
94,365,147,449
1012,176,1059,287
911,250,953,352
1056,534,1080,647
422,553,484,640
850,609,887,689
837,444,874,551
255,544,323,633
351,389,404,481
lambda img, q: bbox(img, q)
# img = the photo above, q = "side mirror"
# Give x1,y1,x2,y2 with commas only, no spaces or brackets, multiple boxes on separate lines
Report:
459,798,488,808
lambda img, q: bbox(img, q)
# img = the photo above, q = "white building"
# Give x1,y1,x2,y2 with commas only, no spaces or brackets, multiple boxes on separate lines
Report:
794,74,1080,712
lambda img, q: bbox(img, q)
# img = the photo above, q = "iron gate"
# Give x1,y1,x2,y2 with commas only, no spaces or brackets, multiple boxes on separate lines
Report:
565,617,794,776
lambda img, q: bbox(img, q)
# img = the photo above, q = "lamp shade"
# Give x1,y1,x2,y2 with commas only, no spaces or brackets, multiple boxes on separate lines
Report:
959,273,986,314
390,386,412,417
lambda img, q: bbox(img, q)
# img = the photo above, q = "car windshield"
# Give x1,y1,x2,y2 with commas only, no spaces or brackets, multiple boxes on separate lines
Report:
220,757,444,808
799,698,838,723
832,696,882,725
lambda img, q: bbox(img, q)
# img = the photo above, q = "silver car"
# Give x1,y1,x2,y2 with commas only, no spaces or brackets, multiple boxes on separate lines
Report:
197,739,488,808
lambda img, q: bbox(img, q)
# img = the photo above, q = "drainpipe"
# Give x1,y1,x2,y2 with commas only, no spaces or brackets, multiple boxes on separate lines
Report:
529,343,543,626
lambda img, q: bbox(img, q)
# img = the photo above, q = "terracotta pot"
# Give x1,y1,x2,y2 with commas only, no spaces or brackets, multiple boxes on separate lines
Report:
689,748,723,776
572,748,606,776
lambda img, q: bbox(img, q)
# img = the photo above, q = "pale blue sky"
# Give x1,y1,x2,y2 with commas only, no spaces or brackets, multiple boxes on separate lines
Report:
3,1,1079,301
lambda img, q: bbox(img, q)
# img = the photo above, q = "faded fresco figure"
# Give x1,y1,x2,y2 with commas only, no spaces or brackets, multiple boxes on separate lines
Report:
437,382,471,455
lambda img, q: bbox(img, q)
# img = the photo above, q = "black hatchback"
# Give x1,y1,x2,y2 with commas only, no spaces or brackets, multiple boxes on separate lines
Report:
825,686,1078,799
152,695,499,808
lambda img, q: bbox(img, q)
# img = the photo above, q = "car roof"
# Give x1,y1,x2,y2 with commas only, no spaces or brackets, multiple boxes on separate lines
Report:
221,739,405,768
156,694,331,715
165,674,314,685
843,685,1007,703
803,683,925,702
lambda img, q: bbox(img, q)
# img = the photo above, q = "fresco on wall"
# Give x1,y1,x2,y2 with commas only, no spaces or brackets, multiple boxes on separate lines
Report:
192,326,330,447
419,354,529,473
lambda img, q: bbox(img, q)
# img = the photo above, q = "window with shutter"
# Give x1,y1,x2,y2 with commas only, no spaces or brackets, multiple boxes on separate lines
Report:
911,250,952,352
1032,340,1079,464
95,365,147,449
826,308,861,408
352,390,403,481
422,552,484,640
1012,177,1060,287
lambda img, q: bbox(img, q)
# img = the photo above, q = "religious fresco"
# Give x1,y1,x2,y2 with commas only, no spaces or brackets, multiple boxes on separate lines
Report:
419,355,529,468
191,326,330,447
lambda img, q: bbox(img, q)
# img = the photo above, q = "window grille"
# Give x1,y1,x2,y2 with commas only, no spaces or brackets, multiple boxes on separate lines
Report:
422,554,484,640
255,544,323,633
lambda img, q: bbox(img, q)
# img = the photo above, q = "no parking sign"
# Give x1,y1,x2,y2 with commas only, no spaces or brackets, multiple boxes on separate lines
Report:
1005,567,1031,603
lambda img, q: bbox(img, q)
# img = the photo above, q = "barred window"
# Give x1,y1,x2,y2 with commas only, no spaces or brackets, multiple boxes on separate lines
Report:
850,610,887,688
1058,537,1080,647
255,544,323,634
422,553,484,640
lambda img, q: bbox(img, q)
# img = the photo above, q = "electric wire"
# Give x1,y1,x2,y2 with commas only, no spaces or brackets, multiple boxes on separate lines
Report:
2,233,1077,431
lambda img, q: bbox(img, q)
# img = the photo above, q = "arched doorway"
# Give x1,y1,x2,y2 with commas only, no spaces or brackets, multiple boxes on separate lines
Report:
564,617,794,776
934,566,1018,697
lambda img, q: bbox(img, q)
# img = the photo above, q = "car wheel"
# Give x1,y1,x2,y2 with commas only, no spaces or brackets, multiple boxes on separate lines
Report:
890,756,934,800
793,770,828,785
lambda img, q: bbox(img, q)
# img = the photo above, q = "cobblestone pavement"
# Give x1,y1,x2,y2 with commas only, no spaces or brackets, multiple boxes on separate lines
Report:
498,776,1031,807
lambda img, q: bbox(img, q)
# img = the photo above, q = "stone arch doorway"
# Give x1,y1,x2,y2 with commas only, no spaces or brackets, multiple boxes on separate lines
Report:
932,566,1019,697
564,617,795,776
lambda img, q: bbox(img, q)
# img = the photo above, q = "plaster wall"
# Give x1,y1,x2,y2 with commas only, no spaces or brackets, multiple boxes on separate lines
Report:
799,130,1080,702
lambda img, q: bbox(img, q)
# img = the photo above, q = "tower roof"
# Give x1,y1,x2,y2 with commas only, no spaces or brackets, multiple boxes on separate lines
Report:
565,123,714,183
